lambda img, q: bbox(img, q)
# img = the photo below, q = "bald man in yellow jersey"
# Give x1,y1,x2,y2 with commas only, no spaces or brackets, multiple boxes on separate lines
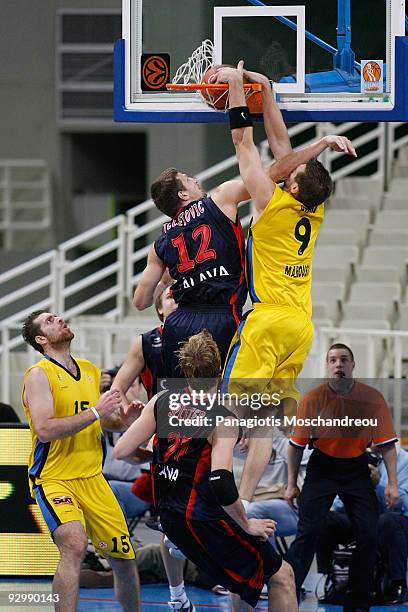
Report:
215,63,357,507
21,310,140,612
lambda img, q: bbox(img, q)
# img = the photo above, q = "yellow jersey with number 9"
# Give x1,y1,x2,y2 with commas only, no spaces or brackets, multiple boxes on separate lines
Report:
22,356,102,491
247,183,324,316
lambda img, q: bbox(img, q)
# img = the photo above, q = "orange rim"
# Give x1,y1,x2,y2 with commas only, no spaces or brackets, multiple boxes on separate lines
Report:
167,83,262,92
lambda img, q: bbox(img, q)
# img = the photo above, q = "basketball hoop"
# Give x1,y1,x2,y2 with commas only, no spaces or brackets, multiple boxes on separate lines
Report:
167,81,263,113
170,41,264,113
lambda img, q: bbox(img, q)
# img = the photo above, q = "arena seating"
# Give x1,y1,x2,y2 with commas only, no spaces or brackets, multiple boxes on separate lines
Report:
306,175,408,377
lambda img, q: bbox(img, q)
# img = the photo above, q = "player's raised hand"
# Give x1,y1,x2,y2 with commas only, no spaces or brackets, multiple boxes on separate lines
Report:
246,518,276,541
242,67,270,88
325,135,357,157
95,389,122,418
212,65,243,84
119,400,145,428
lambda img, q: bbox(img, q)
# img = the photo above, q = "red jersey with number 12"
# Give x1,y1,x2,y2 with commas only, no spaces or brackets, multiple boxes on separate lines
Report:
154,197,247,308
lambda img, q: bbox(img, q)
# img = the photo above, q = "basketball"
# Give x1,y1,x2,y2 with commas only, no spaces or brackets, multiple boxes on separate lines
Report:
201,65,230,110
201,65,263,114
363,61,382,82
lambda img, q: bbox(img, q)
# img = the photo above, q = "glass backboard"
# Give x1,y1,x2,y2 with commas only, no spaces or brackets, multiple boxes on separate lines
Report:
114,0,407,122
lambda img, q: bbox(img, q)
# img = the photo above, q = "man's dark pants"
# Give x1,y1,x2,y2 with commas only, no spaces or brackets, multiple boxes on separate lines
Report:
317,511,408,589
286,448,379,608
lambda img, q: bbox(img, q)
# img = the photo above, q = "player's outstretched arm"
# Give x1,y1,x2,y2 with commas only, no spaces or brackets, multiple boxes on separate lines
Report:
111,335,145,410
133,244,166,310
268,134,357,183
114,396,156,462
210,420,276,540
215,65,275,217
24,368,122,442
243,68,292,160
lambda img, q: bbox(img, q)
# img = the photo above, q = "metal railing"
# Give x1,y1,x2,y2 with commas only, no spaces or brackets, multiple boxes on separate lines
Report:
3,321,408,435
0,160,51,250
1,320,154,406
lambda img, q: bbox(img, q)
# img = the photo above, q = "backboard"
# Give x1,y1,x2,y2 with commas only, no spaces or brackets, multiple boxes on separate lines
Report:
114,0,408,123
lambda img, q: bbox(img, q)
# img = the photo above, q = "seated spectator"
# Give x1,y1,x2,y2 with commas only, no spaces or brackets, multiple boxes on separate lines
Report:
316,446,408,605
104,431,151,520
0,402,20,423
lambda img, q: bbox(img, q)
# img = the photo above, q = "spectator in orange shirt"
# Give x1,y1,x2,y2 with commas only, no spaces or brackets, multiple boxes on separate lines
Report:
285,343,399,612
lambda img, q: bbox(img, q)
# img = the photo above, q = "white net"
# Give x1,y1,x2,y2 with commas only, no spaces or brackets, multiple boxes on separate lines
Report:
172,39,215,85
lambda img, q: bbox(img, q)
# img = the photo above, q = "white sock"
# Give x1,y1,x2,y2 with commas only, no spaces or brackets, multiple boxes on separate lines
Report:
170,582,187,603
241,499,250,512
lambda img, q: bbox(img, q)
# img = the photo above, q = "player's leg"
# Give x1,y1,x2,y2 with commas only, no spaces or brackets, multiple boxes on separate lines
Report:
106,555,140,612
222,309,280,504
160,534,195,611
239,434,274,504
267,561,298,612
33,482,89,611
75,474,140,609
53,521,88,611
230,592,253,611
239,308,314,502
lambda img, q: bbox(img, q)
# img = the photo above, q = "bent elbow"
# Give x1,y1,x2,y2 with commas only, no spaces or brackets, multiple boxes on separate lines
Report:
133,297,145,310
133,292,147,310
36,429,51,444
133,286,151,310
113,446,126,461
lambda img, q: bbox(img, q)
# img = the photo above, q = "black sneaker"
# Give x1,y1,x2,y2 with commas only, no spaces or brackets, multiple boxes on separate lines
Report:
384,584,408,604
82,551,110,572
168,599,196,611
145,515,163,532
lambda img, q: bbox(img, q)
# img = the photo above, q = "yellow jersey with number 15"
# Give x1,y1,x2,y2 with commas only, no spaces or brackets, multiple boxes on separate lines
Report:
246,183,324,316
22,356,102,492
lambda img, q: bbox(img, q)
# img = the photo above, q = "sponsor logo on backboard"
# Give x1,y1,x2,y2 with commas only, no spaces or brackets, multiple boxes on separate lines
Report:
361,60,384,94
141,54,170,91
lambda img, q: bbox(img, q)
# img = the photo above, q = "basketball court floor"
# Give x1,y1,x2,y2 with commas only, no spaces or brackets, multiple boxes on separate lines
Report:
1,577,407,611
1,526,407,611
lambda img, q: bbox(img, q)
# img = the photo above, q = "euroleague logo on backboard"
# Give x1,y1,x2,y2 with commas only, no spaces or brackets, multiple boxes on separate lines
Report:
361,60,384,93
141,53,170,91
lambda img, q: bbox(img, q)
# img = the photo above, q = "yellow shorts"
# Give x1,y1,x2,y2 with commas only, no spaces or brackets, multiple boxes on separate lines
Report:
221,303,314,403
33,473,135,559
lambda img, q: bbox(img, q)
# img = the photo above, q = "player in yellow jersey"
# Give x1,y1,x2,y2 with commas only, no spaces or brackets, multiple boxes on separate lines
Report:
21,310,140,612
215,63,357,508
